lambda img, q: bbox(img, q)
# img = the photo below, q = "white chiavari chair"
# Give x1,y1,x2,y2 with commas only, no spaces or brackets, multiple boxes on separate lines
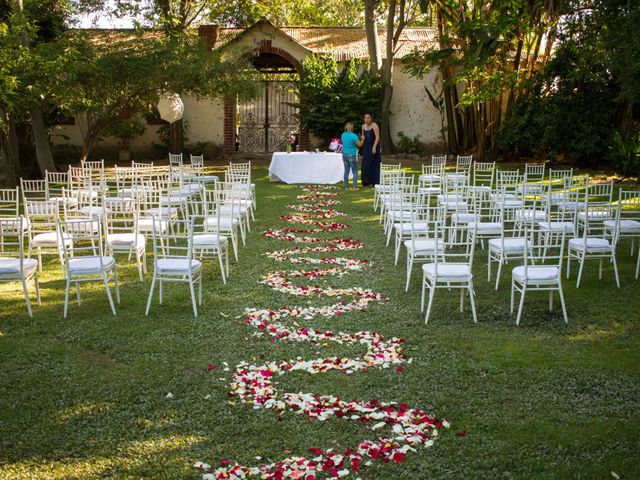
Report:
377,168,404,221
404,201,445,291
605,190,640,279
431,154,447,168
45,171,78,211
0,216,40,317
421,222,477,324
576,180,614,236
418,164,443,198
169,153,183,168
567,203,620,288
24,199,71,273
146,217,202,317
472,161,496,193
488,190,532,290
58,216,119,317
20,179,47,206
511,224,568,325
374,163,402,211
104,198,146,281
193,188,230,284
0,188,24,242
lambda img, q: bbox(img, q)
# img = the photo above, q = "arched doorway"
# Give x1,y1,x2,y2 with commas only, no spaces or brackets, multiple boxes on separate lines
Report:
236,48,302,154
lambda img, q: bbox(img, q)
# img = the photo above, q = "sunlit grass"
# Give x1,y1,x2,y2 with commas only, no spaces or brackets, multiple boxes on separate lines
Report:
0,165,639,479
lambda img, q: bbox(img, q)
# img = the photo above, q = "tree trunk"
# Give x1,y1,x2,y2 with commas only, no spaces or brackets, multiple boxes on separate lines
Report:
169,119,183,154
0,106,19,186
379,0,398,154
506,34,524,113
363,0,382,72
82,132,99,162
30,102,57,175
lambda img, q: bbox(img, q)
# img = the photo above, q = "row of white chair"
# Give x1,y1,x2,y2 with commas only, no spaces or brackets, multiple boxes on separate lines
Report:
0,159,257,318
374,164,640,326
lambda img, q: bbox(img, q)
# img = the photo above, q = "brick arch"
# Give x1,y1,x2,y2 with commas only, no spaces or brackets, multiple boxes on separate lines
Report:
224,40,310,154
249,40,303,73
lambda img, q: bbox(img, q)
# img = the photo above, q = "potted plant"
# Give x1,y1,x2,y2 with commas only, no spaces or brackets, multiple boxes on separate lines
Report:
106,118,146,161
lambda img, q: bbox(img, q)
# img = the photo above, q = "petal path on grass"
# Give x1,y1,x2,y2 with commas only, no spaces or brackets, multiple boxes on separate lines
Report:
197,186,447,480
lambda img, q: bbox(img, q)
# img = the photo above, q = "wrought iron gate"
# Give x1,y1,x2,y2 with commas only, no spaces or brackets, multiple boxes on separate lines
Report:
237,81,299,153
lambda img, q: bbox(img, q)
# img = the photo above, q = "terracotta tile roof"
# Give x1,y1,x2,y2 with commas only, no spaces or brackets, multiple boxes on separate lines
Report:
218,26,438,60
78,25,438,61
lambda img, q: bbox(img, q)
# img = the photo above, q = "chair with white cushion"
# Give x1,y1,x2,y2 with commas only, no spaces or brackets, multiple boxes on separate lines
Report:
25,199,71,273
538,184,578,258
193,188,230,284
0,216,40,317
228,161,256,210
45,171,78,210
404,202,445,291
576,180,614,236
472,161,496,193
490,170,522,221
146,217,203,317
189,154,219,185
0,188,24,244
514,183,547,234
466,186,502,249
392,190,426,264
567,203,620,288
523,162,546,190
378,169,406,222
206,182,242,261
488,196,532,290
138,175,178,238
511,225,568,325
376,164,403,209
605,190,640,279
58,217,119,317
418,164,443,198
104,199,146,281
421,222,477,324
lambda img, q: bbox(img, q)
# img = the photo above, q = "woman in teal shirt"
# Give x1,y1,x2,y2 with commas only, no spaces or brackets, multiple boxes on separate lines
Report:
341,122,363,189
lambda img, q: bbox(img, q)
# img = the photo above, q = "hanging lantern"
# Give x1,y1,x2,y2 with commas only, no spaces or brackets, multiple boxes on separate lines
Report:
157,92,184,123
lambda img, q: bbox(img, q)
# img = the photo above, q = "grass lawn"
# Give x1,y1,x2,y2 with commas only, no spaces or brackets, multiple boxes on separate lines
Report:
1,165,639,479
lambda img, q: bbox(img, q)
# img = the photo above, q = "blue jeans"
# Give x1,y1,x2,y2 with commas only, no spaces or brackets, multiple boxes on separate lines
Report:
342,154,358,188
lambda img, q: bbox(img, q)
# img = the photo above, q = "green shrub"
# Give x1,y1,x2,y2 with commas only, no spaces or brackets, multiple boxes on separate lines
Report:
396,131,426,155
608,130,640,184
295,56,384,144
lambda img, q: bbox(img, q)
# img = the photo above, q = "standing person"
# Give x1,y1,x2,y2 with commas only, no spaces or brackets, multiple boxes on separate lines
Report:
361,113,381,186
341,122,363,190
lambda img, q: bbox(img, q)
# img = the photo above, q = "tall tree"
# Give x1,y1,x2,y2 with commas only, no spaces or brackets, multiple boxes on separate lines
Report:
363,0,425,153
64,30,257,160
403,0,564,155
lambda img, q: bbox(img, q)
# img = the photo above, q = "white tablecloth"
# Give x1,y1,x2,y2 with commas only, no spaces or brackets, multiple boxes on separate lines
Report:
269,152,344,184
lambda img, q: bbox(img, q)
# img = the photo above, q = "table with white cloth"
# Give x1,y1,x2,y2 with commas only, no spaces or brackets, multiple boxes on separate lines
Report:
268,152,345,184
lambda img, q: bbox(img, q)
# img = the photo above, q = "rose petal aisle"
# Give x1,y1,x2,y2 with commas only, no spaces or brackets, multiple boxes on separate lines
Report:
197,186,447,480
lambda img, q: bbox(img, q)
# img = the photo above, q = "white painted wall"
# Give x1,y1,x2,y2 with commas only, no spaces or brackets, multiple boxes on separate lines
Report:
389,61,445,148
183,96,224,145
51,58,444,154
51,95,225,154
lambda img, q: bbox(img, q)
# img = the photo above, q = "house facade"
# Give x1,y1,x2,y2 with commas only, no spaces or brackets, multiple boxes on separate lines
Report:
53,21,445,156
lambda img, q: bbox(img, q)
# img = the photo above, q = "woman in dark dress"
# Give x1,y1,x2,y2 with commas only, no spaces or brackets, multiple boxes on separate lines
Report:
361,113,381,186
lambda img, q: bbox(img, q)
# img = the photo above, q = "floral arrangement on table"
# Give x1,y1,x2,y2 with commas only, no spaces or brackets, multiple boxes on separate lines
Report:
286,129,297,153
196,185,447,480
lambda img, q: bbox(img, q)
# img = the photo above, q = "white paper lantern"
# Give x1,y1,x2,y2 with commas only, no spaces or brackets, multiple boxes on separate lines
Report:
157,92,184,123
